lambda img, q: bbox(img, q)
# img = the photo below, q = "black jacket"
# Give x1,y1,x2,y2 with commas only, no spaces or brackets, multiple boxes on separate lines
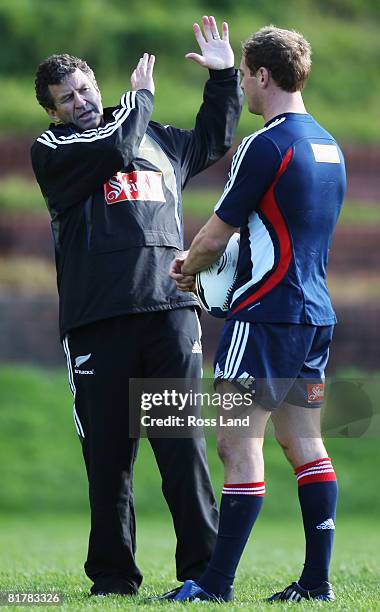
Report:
31,68,242,337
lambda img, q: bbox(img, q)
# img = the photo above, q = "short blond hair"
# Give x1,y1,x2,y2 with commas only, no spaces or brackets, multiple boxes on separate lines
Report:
242,26,312,92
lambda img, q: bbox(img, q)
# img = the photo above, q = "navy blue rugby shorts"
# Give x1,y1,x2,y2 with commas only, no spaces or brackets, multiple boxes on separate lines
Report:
213,320,334,410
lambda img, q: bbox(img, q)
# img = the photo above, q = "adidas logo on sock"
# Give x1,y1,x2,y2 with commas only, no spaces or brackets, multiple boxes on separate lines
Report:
316,518,335,530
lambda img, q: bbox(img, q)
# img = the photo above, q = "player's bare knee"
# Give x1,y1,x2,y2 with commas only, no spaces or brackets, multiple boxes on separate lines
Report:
274,433,296,464
275,430,289,451
282,445,296,466
216,436,236,465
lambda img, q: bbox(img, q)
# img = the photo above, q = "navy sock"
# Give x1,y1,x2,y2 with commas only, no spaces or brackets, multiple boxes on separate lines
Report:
295,458,338,590
197,482,265,597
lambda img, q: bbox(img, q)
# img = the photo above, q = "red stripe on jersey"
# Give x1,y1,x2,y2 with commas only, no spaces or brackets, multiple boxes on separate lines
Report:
231,147,293,314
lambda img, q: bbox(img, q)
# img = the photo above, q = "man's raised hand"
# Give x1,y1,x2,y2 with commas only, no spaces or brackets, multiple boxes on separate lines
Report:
186,16,234,70
131,53,155,95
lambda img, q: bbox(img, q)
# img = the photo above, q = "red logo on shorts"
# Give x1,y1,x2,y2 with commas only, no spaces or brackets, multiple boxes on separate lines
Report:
104,171,165,204
307,383,325,403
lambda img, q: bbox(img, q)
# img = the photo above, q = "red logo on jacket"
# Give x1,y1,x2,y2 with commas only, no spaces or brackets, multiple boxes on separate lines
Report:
104,171,165,204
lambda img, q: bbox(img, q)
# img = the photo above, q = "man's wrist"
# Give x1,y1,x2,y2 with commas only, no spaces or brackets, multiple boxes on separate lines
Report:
208,67,236,80
138,88,154,99
181,265,194,276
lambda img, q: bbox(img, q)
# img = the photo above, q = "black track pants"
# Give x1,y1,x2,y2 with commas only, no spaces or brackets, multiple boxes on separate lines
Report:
63,308,218,591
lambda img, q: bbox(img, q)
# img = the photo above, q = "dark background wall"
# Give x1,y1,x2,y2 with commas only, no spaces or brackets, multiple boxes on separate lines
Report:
0,144,379,372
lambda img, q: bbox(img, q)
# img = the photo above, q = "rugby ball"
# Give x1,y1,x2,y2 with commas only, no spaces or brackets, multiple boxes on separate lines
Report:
196,232,240,318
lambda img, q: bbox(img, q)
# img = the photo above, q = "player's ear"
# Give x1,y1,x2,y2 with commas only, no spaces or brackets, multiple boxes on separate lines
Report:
45,107,59,122
258,67,270,88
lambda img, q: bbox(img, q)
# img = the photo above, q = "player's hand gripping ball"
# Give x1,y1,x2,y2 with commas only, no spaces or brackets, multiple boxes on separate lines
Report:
196,233,240,318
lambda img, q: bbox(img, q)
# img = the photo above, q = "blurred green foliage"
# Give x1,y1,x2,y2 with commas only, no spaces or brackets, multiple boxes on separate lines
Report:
0,0,379,140
0,366,379,517
182,191,380,226
0,0,378,75
0,176,378,225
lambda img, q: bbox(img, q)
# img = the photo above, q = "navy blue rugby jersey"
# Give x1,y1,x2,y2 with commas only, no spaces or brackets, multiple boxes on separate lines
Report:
214,113,346,325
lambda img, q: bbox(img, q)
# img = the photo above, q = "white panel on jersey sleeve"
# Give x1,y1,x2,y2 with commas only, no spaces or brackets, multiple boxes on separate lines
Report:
214,117,286,214
311,143,340,163
231,212,274,305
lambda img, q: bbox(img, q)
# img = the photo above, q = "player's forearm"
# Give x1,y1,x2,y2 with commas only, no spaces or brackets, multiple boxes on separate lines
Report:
182,225,229,275
182,233,223,275
183,213,237,274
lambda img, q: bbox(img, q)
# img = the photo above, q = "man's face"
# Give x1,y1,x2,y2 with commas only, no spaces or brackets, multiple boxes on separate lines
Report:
46,68,103,130
239,56,261,115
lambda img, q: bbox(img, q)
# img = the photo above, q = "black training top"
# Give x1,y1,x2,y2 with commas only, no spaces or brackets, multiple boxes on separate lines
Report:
31,68,243,338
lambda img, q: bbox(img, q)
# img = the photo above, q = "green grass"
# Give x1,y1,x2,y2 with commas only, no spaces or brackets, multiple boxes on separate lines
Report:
0,256,56,295
337,200,380,226
0,365,379,608
0,365,379,518
182,190,380,224
0,176,47,215
0,514,379,609
0,177,379,225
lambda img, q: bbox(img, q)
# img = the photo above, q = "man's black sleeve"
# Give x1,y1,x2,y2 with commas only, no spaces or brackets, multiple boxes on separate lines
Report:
31,89,153,211
163,68,243,188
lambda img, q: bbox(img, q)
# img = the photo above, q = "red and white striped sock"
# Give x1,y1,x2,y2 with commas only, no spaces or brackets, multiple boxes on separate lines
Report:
222,482,266,496
295,457,338,590
295,457,337,487
198,481,265,596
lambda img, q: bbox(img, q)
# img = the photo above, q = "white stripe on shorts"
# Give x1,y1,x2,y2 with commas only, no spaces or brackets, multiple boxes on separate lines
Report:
229,322,250,379
224,321,245,378
63,335,85,438
224,321,250,379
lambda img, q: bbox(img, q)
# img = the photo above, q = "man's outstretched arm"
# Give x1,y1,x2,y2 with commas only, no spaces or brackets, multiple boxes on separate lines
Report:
164,16,243,186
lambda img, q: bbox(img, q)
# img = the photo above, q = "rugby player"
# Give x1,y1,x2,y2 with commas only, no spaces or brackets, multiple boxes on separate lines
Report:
167,25,346,603
30,17,242,597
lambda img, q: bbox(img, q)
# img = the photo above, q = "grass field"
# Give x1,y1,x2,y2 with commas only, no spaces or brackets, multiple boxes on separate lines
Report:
0,514,379,610
0,367,379,609
182,190,380,224
0,177,379,225
1,366,380,517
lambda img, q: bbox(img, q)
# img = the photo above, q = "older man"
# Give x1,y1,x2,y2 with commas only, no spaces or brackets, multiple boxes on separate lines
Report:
31,16,242,596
